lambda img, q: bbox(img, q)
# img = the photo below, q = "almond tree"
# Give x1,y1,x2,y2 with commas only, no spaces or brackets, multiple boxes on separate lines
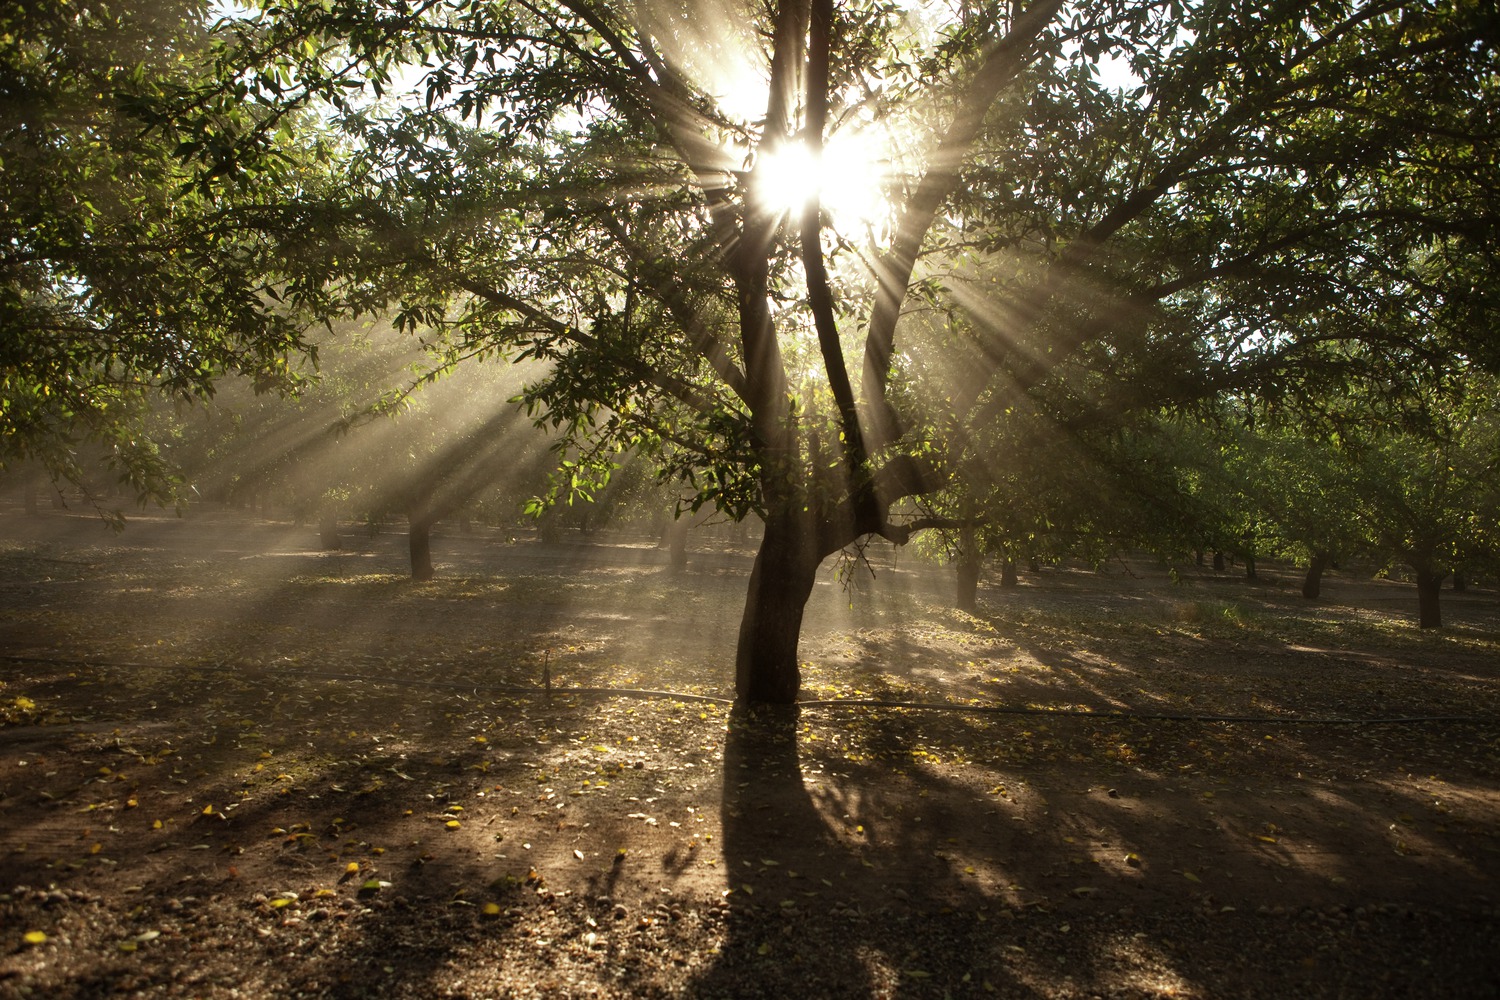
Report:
171,0,1495,702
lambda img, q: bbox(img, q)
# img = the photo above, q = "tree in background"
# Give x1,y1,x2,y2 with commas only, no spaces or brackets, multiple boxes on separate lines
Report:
1346,384,1500,628
0,1,332,512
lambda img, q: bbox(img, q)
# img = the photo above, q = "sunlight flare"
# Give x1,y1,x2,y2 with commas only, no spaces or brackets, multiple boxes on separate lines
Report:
752,130,891,232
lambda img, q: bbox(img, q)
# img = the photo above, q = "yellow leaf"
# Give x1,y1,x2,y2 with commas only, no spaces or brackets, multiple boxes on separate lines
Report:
345,862,360,873
482,902,501,916
1182,871,1201,883
756,943,770,956
151,819,162,830
23,930,46,945
117,940,138,953
445,820,461,830
269,898,293,909
201,805,214,816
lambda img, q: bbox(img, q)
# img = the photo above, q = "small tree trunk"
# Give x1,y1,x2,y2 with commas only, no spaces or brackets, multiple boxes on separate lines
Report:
735,518,819,705
1243,551,1257,581
1212,550,1225,571
409,513,434,581
955,524,981,612
667,516,690,574
1000,557,1019,588
1416,567,1445,629
1028,556,1041,573
1194,549,1205,567
1302,551,1331,600
319,512,342,551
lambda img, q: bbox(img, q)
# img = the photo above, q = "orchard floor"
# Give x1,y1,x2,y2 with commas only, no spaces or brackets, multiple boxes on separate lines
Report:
1,504,1498,999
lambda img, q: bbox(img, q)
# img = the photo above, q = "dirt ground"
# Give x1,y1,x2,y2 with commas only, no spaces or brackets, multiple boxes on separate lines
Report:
1,504,1498,999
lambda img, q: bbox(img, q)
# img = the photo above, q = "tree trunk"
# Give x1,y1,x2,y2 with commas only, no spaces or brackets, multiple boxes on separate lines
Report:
1416,568,1444,628
735,518,820,705
318,512,341,551
1453,571,1467,592
1302,551,1331,600
1243,551,1257,581
409,513,434,581
667,516,690,574
1212,550,1225,571
955,524,981,612
1000,557,1019,588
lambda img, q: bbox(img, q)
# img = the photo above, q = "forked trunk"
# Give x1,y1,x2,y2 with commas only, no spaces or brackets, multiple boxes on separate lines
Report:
1416,568,1444,629
1302,551,1331,600
735,518,820,704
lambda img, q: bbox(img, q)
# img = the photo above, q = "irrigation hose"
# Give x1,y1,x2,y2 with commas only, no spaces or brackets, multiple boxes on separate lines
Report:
3,653,1494,727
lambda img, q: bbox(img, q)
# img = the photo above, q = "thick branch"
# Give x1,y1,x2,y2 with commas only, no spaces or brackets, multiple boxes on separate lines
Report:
800,0,870,487
861,0,1067,450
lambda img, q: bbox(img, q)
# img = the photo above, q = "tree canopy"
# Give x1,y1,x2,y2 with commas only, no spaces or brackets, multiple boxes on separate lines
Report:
0,0,336,508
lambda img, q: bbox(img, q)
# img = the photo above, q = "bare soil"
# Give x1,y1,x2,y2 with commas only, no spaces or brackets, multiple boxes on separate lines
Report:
1,505,1498,999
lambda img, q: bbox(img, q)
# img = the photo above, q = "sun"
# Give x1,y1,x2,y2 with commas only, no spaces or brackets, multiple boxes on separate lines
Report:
751,129,891,233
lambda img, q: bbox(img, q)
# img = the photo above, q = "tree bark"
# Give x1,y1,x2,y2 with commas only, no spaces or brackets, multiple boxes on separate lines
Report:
1000,557,1019,588
318,512,341,551
409,513,434,582
1416,567,1444,628
735,517,820,704
1302,551,1331,600
1212,550,1225,571
667,515,690,574
954,523,981,611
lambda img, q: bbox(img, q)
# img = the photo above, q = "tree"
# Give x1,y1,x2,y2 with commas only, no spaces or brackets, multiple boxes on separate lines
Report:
0,1,330,510
180,0,1496,702
1347,389,1500,628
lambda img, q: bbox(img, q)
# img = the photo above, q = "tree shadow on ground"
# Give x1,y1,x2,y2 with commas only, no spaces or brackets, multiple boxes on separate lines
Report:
687,703,1500,1000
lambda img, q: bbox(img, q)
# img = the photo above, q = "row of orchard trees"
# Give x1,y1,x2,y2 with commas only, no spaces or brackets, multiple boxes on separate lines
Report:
152,322,692,578
932,377,1500,629
4,1,1497,704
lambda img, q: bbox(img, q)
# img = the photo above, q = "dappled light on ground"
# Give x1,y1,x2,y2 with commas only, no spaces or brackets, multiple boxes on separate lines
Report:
2,507,1498,997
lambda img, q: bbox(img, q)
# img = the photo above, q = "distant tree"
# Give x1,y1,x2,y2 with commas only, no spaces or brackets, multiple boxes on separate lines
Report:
1347,389,1500,628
